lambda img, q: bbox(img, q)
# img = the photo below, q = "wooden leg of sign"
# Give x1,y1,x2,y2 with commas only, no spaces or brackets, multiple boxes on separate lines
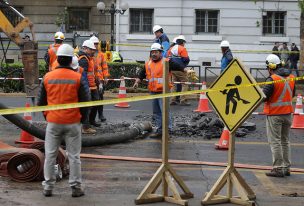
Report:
201,132,256,206
135,60,193,206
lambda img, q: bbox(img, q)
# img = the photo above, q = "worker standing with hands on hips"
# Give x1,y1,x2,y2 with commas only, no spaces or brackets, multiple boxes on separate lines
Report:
263,54,295,177
37,44,90,197
90,36,108,122
44,31,65,71
133,43,172,138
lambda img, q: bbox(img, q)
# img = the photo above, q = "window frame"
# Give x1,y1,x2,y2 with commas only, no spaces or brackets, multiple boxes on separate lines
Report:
67,7,91,32
129,8,154,34
195,9,219,34
262,11,286,36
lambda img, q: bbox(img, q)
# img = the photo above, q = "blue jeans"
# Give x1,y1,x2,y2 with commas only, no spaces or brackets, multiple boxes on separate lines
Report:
151,92,172,133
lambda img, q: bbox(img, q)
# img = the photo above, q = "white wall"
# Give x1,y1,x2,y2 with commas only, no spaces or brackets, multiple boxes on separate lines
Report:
118,0,300,69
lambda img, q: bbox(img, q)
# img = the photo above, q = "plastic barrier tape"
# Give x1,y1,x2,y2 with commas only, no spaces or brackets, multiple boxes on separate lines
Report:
0,76,302,115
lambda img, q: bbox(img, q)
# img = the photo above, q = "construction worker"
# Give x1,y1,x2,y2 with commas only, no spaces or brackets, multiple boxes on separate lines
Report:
220,40,233,73
133,43,172,138
263,54,295,177
37,44,89,197
44,31,65,71
90,36,108,122
167,35,191,106
78,40,100,133
153,25,170,57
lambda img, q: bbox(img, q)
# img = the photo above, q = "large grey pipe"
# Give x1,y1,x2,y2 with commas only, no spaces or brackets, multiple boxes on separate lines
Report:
0,103,152,147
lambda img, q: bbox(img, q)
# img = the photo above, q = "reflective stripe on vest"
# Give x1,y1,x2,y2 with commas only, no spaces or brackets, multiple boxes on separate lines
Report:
48,79,77,85
270,75,293,107
148,77,163,83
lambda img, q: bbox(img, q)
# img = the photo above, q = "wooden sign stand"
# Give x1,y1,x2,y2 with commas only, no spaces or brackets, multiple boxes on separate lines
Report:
135,60,193,206
201,131,256,206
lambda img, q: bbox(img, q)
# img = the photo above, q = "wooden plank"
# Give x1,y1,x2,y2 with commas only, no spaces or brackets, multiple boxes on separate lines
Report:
164,197,188,206
201,195,230,205
233,169,256,199
230,197,255,206
135,195,164,205
165,171,182,200
136,164,165,200
231,173,250,201
227,174,233,198
162,60,170,164
203,167,230,201
168,165,193,196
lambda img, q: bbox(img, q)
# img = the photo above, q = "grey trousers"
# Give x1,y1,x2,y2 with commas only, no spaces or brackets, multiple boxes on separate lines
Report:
42,122,82,190
266,114,291,169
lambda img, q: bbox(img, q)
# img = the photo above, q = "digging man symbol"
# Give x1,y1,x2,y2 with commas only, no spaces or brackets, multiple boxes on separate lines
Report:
221,75,250,115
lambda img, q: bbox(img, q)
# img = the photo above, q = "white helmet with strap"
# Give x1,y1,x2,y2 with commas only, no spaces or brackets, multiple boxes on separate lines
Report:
90,36,99,44
82,40,96,50
153,25,162,33
54,31,65,40
56,44,74,57
151,43,163,51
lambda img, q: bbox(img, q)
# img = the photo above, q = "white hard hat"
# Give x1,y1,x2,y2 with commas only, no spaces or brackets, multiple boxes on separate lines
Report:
172,37,177,44
151,43,163,51
153,25,162,33
82,40,96,50
71,56,79,70
90,36,99,44
56,44,74,57
266,54,281,69
54,31,65,40
220,40,230,47
176,35,186,42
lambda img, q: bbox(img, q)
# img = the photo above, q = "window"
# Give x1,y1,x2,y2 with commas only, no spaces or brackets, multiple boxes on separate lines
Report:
67,8,90,31
129,9,153,33
0,5,23,27
196,10,219,33
263,11,286,35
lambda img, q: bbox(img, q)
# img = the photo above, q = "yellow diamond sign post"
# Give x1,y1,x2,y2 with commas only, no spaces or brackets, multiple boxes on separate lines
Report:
206,59,265,132
202,59,265,206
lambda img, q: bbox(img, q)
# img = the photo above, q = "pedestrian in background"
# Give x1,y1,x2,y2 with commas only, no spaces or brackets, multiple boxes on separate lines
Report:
263,54,295,177
37,44,90,197
280,42,290,66
272,42,280,59
167,35,191,106
133,43,172,138
153,25,170,57
220,40,233,73
289,43,300,76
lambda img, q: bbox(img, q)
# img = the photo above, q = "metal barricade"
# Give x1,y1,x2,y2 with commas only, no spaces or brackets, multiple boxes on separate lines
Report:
204,66,221,83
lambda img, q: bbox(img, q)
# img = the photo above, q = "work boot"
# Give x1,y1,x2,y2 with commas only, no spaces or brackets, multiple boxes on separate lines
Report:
90,121,101,127
99,115,107,122
71,186,85,198
43,189,52,197
265,168,284,177
180,101,191,106
82,128,96,134
283,168,291,176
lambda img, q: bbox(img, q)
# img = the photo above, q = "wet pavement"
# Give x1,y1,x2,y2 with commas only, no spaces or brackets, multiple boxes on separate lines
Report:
0,95,304,205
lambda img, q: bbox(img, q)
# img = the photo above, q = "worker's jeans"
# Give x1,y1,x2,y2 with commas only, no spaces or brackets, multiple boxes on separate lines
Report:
43,122,82,190
151,92,172,133
266,114,291,169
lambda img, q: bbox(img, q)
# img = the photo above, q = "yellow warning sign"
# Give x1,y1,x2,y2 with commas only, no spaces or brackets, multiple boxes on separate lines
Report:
206,59,265,132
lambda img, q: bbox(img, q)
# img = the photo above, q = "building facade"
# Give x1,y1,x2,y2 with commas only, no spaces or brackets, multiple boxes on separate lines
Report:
1,0,301,69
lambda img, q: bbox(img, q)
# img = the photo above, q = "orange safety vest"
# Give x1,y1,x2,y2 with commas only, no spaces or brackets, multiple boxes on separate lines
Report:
95,51,109,80
145,59,172,93
167,45,188,58
79,54,97,89
263,74,295,115
43,68,82,124
48,43,61,71
50,60,59,71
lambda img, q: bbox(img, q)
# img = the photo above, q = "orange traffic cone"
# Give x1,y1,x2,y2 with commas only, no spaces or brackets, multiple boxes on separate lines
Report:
294,94,303,114
114,77,130,108
15,103,35,144
194,82,212,112
215,127,229,150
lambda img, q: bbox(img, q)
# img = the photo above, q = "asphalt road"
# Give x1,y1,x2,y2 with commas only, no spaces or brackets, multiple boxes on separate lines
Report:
0,95,304,206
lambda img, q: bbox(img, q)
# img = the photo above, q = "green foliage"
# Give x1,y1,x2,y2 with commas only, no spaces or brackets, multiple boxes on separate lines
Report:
0,62,145,92
55,7,68,27
299,0,304,13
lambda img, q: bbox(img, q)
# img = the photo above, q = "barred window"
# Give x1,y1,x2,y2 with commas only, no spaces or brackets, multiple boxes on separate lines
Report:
67,8,90,31
263,11,286,35
196,10,219,33
130,9,153,33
